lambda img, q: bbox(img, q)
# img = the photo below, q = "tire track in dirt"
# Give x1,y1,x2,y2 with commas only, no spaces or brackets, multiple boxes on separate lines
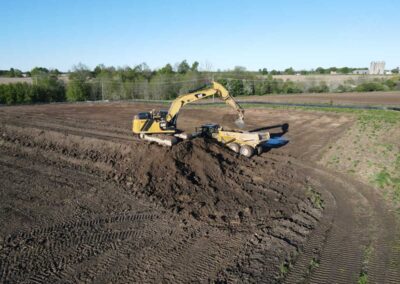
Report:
5,120,135,143
2,103,399,283
283,159,400,284
0,212,174,283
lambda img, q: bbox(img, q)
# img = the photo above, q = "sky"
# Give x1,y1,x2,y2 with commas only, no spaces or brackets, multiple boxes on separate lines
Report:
0,0,399,71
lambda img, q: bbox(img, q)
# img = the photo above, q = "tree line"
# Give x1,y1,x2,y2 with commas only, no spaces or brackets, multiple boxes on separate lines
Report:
1,61,400,105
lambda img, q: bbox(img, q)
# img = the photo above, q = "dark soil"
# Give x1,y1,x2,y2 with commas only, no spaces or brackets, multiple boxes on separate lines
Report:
0,120,321,283
0,102,399,283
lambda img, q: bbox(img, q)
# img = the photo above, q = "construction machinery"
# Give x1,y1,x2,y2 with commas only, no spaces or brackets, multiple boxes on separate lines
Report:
132,81,245,146
196,124,270,157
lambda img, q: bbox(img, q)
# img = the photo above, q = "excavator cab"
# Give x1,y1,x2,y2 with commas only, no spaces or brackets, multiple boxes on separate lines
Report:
132,110,176,134
196,123,220,138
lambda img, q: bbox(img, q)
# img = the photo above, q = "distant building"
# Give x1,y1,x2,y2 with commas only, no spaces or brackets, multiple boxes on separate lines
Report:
352,69,368,75
369,61,385,75
330,71,337,75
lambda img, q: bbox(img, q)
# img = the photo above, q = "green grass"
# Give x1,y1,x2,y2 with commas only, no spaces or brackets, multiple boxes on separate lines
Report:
309,258,320,270
374,170,392,188
307,186,324,209
374,170,400,202
358,244,373,284
395,154,400,170
279,262,289,278
358,272,368,284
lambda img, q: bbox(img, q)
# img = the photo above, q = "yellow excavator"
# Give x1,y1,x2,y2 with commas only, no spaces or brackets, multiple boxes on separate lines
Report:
132,81,245,146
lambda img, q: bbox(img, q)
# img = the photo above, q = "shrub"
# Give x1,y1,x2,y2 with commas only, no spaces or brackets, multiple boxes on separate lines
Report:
0,77,65,105
308,82,329,93
66,80,91,101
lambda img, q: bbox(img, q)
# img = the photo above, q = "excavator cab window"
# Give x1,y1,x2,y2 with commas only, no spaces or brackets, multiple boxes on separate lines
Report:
160,110,168,119
137,112,150,119
198,124,220,138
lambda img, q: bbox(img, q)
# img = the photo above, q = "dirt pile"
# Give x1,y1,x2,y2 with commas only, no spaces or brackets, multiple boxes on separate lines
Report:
1,124,313,225
0,122,324,282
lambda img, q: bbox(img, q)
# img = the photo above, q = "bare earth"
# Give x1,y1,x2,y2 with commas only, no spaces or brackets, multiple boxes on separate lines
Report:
0,102,399,283
237,91,400,107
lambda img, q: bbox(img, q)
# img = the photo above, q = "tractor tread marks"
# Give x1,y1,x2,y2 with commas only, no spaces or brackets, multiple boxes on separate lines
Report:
0,212,167,283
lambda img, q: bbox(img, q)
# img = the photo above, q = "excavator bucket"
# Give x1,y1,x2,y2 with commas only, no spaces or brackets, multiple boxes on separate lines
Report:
235,117,245,128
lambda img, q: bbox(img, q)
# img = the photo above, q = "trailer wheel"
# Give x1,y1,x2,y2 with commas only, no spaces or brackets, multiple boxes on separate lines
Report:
256,145,263,155
240,145,254,158
228,142,240,153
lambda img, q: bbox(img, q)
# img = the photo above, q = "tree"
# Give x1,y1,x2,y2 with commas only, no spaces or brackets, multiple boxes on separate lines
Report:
191,61,199,72
338,67,350,74
284,67,295,75
93,64,105,76
69,63,92,81
391,68,399,74
177,60,190,74
315,67,326,74
67,63,92,101
8,68,23,77
31,67,49,76
226,79,244,96
259,68,268,75
35,75,65,102
66,80,90,101
49,69,61,76
159,63,174,75
233,66,246,73
133,63,152,80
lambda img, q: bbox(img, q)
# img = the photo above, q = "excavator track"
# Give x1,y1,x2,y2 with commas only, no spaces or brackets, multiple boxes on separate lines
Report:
138,133,180,146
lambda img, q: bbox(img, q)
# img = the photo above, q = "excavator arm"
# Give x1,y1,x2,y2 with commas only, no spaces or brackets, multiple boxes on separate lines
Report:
166,81,245,125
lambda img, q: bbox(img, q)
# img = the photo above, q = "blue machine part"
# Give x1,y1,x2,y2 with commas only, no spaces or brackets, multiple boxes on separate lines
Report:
264,136,289,148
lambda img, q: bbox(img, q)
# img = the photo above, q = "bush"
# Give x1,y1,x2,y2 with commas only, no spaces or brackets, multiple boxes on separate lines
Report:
355,82,386,92
308,82,329,93
66,80,91,101
0,77,65,105
282,80,303,94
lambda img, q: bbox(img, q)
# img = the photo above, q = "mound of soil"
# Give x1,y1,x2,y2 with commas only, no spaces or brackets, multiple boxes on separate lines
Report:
0,124,323,282
1,125,313,226
126,138,311,224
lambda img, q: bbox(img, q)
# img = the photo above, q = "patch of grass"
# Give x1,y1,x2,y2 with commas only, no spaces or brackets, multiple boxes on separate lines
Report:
307,186,324,209
382,143,394,152
374,170,400,202
358,272,368,284
358,244,373,284
309,258,320,270
279,261,289,278
395,154,400,170
374,170,391,188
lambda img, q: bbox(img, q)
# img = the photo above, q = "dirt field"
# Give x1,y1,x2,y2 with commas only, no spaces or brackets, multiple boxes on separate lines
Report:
237,91,400,107
271,74,389,83
0,102,399,283
0,77,32,84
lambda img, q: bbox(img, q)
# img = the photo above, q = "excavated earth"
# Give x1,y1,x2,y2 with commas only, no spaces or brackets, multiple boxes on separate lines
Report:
0,102,399,283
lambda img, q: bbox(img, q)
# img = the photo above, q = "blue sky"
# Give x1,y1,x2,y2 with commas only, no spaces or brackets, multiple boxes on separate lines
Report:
0,0,399,71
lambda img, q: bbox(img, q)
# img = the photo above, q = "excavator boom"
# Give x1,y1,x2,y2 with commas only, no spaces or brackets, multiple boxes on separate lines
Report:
166,81,244,124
